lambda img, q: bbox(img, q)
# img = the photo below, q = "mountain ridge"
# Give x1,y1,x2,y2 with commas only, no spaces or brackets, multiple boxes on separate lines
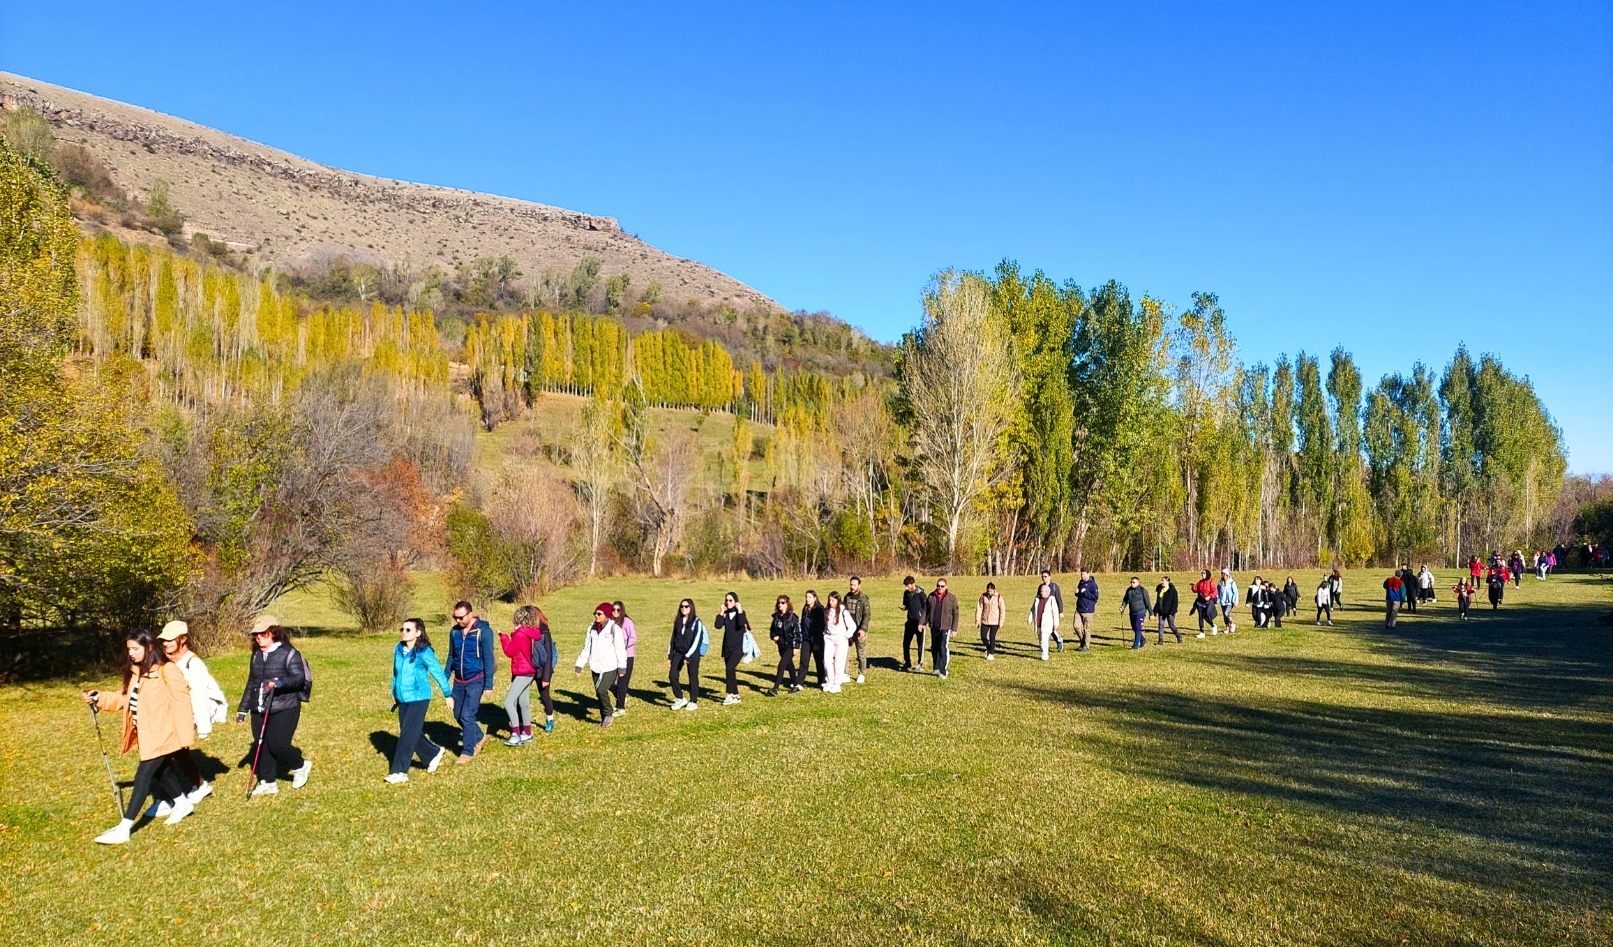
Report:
0,71,780,313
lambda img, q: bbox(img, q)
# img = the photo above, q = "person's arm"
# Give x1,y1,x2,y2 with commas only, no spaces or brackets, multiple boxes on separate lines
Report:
574,629,593,672
424,647,452,698
271,648,307,694
237,657,257,715
499,631,517,660
479,626,496,690
613,625,628,670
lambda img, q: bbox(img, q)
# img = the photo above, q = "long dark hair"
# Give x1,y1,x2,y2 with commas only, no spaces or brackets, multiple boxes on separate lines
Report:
122,628,168,689
674,598,697,631
403,617,432,653
612,600,629,620
776,594,794,615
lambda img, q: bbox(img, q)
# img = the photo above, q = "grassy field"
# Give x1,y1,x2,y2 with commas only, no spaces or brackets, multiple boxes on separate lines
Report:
2,568,1609,945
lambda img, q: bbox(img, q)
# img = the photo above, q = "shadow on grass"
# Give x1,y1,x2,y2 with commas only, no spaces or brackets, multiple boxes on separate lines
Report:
992,594,1613,885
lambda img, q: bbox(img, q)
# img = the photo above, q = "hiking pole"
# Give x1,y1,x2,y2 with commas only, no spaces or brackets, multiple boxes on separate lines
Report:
245,685,273,801
86,698,125,818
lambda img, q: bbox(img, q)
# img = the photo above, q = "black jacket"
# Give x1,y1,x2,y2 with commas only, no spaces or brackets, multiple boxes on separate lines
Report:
668,615,703,659
1283,581,1300,610
900,588,927,629
716,607,751,660
769,612,803,650
238,644,307,715
1122,585,1151,616
801,602,826,642
1154,583,1179,617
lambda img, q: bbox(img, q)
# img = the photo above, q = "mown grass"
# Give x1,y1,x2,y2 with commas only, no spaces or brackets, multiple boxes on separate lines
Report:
2,569,1609,945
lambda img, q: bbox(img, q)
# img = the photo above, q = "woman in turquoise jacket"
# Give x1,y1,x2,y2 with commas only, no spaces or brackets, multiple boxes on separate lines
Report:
387,617,453,784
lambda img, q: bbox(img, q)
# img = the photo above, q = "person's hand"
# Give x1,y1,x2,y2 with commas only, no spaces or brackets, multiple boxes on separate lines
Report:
264,679,277,691
444,696,455,712
856,630,866,641
83,690,98,706
234,712,246,725
573,666,582,675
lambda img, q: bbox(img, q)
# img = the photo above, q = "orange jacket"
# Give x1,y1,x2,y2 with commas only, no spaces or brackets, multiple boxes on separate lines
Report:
96,662,196,760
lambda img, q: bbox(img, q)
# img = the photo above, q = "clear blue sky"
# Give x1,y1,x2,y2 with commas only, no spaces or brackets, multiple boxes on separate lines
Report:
4,1,1610,471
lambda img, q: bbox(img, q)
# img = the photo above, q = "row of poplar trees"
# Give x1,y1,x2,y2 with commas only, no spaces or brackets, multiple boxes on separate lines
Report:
894,264,1567,574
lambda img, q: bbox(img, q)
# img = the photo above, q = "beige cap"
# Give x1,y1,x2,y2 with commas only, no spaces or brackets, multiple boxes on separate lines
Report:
157,620,189,641
248,613,281,635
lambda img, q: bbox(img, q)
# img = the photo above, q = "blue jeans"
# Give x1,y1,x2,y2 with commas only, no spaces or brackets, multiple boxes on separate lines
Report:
1130,612,1146,647
451,678,485,754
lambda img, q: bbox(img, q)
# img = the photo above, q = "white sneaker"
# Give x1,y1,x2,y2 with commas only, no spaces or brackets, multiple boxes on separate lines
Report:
250,781,278,797
504,733,525,747
384,773,409,785
1041,653,1049,661
427,747,446,773
146,800,173,819
187,782,212,804
1211,629,1218,635
290,761,311,789
685,702,699,711
614,706,628,717
164,795,195,826
94,819,134,845
856,675,865,684
722,695,741,706
1195,632,1206,639
670,698,688,711
986,653,994,661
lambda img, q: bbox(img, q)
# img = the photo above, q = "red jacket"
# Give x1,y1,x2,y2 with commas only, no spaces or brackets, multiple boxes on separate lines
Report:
499,626,545,677
1192,578,1217,600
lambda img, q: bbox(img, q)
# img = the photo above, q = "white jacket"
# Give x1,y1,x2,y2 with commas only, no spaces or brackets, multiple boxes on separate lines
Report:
1315,584,1332,607
824,606,857,640
176,651,228,737
1028,597,1060,635
574,621,627,674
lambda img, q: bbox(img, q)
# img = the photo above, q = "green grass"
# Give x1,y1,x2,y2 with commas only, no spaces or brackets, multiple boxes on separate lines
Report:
3,569,1610,945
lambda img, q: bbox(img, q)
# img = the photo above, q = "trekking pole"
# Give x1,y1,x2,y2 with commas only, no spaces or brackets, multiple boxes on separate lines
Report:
245,686,273,801
86,698,125,818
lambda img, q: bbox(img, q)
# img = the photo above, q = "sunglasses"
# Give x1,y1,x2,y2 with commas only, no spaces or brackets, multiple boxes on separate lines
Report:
453,613,469,622
679,604,691,610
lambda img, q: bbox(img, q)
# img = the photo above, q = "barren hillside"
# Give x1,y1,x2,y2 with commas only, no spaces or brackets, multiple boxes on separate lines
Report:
0,72,776,311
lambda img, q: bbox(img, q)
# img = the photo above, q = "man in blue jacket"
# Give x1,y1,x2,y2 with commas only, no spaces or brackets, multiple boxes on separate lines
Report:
446,600,496,762
1074,568,1099,652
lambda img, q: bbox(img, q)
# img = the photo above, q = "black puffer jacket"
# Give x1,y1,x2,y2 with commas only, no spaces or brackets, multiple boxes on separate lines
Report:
800,603,826,642
238,644,307,715
770,611,803,650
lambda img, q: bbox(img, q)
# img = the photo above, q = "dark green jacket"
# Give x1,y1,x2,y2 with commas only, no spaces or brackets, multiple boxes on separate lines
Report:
843,589,871,634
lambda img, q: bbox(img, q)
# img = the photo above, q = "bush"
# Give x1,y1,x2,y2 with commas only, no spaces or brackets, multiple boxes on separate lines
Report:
330,563,414,634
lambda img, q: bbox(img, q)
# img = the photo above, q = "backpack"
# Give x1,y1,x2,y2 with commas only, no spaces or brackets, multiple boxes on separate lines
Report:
696,619,710,657
295,648,313,702
528,627,559,672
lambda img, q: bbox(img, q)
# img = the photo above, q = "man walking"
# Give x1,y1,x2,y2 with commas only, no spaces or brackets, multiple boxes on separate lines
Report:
1120,577,1152,649
926,578,959,679
1040,569,1066,651
843,575,872,685
1217,569,1240,634
446,600,496,762
1073,568,1099,651
900,576,928,672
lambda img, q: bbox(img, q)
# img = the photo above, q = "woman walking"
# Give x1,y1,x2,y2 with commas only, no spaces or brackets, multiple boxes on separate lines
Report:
823,590,856,692
1315,576,1334,625
154,621,223,811
1329,569,1344,609
235,614,311,796
768,595,803,695
1454,580,1473,620
1154,576,1182,643
387,618,451,783
975,582,1005,660
1418,565,1436,604
668,599,705,711
611,602,638,716
573,603,628,727
84,629,198,843
1029,582,1059,660
1191,570,1218,637
716,592,751,706
499,605,556,744
799,590,826,688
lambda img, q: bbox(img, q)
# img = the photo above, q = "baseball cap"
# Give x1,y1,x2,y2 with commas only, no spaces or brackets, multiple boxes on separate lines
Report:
157,620,188,641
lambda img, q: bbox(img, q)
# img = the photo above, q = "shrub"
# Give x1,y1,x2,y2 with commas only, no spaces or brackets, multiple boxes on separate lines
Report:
330,563,414,634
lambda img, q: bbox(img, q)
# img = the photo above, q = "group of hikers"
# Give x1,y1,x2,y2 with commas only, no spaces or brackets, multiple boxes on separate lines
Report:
1377,549,1556,627
82,558,1558,844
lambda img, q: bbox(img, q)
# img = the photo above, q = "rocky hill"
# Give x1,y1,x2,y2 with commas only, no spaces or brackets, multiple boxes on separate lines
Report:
0,72,776,312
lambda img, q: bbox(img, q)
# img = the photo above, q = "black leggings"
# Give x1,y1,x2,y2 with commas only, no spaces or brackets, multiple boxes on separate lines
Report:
774,647,797,688
249,703,304,782
724,653,741,696
535,674,555,717
800,638,824,686
613,657,635,710
670,654,700,702
979,624,998,655
125,751,189,821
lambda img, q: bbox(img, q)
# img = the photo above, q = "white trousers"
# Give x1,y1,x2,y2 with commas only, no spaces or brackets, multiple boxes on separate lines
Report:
825,635,849,686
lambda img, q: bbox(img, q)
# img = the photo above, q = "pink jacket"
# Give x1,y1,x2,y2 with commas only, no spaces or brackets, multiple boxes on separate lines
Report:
499,626,542,677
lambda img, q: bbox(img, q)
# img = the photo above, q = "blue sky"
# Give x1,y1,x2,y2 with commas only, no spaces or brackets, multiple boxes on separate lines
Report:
4,1,1610,471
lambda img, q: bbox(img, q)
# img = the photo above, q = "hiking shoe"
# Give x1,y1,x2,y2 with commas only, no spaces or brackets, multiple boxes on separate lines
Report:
384,773,409,785
456,754,473,765
504,733,525,747
251,781,278,797
164,796,195,826
1055,640,1064,652
670,698,688,711
187,782,213,804
290,761,311,789
94,820,133,845
427,747,446,772
471,734,488,756
543,718,556,732
601,715,613,728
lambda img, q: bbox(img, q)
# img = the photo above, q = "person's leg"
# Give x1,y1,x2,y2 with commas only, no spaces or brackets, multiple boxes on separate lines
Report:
171,748,202,795
772,648,790,691
985,624,998,656
934,631,950,676
615,657,635,710
504,676,531,733
462,681,486,751
537,675,555,721
1132,613,1144,648
124,755,167,821
686,657,701,704
594,670,617,721
248,710,276,782
1038,623,1049,659
1079,613,1092,650
393,699,426,774
265,703,304,775
725,654,740,696
853,633,868,679
670,657,686,702
1156,616,1165,645
451,680,471,753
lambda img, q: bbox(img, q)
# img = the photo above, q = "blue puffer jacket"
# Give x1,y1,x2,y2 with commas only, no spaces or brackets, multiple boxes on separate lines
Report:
393,643,451,703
